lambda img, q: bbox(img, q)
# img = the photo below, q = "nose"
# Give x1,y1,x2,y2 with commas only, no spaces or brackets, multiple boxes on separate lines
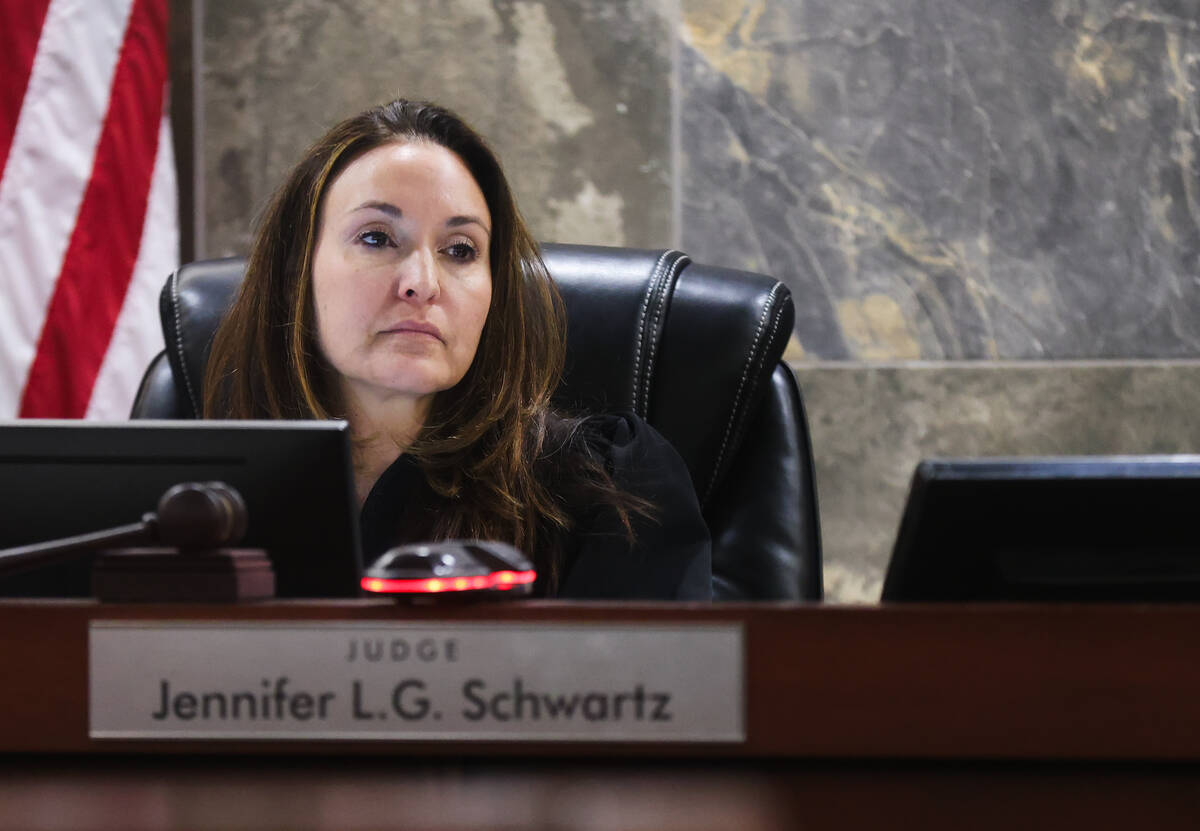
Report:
397,248,440,303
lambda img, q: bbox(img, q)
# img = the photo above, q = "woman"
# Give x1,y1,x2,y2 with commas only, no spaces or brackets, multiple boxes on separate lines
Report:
204,99,710,600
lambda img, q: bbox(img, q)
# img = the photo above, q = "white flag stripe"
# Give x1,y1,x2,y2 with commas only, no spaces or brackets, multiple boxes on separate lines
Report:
0,0,134,417
86,114,178,420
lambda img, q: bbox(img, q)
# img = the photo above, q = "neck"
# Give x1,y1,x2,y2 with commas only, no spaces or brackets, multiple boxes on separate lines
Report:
341,389,432,506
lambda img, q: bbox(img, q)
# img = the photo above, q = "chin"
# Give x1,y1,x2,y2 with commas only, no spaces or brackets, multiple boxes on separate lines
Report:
373,374,454,398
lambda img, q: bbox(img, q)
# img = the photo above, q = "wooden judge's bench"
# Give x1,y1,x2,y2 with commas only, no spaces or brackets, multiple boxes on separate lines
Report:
2,599,1200,829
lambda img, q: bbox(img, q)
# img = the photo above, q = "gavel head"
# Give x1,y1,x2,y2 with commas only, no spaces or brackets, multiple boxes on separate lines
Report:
155,482,248,549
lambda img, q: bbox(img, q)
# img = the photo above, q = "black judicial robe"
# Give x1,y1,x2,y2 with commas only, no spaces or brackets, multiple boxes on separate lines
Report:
358,413,712,601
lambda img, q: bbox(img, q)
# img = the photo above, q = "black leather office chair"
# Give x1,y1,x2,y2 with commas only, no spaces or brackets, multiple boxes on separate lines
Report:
131,244,823,600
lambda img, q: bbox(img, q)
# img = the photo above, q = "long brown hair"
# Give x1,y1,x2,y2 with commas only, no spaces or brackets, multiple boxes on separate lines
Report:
204,99,636,590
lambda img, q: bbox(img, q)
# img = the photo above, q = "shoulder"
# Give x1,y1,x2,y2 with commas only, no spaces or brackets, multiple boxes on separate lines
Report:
578,410,666,455
577,412,694,503
556,411,713,601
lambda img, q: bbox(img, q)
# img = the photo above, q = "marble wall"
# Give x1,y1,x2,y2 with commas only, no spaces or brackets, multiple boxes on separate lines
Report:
199,0,674,257
798,360,1200,601
192,0,1200,601
681,0,1200,361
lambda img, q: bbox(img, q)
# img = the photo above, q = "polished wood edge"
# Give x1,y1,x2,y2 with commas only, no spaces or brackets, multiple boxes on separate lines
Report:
6,601,1200,759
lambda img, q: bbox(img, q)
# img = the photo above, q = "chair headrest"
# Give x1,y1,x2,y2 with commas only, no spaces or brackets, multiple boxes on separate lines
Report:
543,244,794,504
161,244,794,503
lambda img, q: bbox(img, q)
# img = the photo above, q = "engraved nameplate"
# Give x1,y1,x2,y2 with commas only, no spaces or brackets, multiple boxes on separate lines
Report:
89,622,744,741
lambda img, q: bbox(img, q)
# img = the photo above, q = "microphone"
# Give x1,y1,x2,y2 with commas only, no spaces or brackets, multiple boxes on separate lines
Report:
0,482,248,578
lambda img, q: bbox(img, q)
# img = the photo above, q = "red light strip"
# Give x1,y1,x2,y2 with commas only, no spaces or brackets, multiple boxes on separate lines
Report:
361,569,537,595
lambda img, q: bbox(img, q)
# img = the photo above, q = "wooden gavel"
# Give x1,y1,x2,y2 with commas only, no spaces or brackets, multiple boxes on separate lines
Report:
0,482,248,578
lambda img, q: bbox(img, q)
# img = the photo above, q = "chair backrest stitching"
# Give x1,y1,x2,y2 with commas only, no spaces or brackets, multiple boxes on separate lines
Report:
739,292,786,454
641,260,669,417
633,250,672,417
704,282,785,502
641,252,689,417
169,269,201,418
643,250,676,414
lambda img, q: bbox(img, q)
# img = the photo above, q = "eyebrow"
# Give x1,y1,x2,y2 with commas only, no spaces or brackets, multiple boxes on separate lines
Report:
351,200,402,218
447,215,491,238
349,202,490,238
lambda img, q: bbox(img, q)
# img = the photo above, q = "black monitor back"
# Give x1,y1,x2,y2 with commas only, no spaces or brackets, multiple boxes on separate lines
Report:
0,420,360,598
882,456,1200,602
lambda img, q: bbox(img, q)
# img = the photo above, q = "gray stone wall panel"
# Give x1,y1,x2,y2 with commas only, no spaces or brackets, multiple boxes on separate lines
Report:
201,0,673,256
681,0,1200,359
798,361,1200,602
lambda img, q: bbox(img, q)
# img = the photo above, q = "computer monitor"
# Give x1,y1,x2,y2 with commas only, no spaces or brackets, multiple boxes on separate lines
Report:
0,420,361,598
882,455,1200,602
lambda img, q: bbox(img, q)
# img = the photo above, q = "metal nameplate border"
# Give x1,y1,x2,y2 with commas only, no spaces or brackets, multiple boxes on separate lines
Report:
89,620,746,743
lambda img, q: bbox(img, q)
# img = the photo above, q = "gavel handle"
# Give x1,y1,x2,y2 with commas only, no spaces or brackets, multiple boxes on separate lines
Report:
0,520,151,578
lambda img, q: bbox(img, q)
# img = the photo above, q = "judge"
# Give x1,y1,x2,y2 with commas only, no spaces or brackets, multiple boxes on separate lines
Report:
203,99,710,600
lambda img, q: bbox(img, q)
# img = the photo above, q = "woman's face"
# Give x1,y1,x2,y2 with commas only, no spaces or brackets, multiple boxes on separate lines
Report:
311,141,493,413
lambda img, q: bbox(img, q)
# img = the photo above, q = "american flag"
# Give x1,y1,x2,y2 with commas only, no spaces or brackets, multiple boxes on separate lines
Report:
0,0,177,419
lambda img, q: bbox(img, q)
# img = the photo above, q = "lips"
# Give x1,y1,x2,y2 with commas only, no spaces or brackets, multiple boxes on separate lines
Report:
381,320,444,342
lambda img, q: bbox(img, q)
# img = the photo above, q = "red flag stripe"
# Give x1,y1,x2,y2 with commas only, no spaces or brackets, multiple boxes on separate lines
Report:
86,115,178,418
0,0,135,416
0,0,53,179
18,0,167,417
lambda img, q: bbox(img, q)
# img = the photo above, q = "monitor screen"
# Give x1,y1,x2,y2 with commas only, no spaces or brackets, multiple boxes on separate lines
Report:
881,456,1200,602
0,420,361,598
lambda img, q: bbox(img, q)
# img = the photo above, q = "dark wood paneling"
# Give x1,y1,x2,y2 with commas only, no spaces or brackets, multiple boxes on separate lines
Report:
3,601,1200,759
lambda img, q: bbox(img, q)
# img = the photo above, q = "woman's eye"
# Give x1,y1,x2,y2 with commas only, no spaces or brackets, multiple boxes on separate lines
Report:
444,241,478,261
358,230,393,248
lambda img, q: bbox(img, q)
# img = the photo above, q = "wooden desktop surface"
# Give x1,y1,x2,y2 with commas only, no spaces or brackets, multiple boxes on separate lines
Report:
3,600,1200,829
2,755,1198,830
